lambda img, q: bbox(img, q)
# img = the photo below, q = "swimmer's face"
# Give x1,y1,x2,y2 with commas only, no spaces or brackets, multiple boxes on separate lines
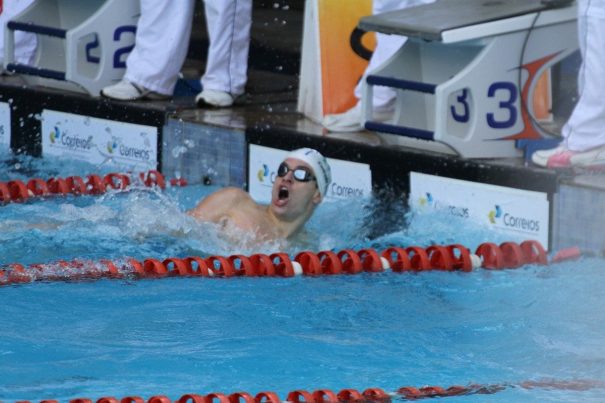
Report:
270,157,321,220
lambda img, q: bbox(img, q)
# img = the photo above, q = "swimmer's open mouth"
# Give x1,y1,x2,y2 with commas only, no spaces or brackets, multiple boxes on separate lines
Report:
278,187,289,200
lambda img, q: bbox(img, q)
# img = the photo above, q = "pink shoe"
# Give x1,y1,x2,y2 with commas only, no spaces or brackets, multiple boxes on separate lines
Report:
531,145,565,167
546,149,577,168
545,144,605,169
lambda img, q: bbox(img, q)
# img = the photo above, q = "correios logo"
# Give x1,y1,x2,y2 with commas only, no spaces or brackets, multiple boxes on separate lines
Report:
107,139,118,154
418,193,469,218
489,204,540,232
49,126,60,144
118,143,151,161
488,204,503,224
328,182,364,198
255,163,285,186
418,192,433,207
105,136,150,161
49,127,92,151
257,164,269,183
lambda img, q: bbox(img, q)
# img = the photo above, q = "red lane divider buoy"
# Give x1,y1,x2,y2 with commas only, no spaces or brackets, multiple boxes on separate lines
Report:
311,389,339,403
520,240,548,265
103,173,131,190
447,244,473,272
0,170,187,205
286,390,315,403
381,247,411,272
0,240,554,287
86,175,107,195
228,392,255,403
426,245,454,270
47,177,70,195
8,180,29,201
317,250,342,275
475,242,502,269
294,252,322,275
16,379,605,403
27,178,50,196
551,246,583,263
406,246,431,270
338,249,363,274
0,182,11,202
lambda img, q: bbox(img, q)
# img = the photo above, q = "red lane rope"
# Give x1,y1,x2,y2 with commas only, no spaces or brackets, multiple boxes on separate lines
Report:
0,240,550,286
14,379,605,403
0,170,187,205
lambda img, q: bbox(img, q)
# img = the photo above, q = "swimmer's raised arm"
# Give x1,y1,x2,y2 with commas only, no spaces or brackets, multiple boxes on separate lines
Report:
187,187,250,223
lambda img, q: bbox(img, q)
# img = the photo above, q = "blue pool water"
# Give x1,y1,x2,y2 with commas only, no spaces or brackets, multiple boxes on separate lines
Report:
1,153,605,402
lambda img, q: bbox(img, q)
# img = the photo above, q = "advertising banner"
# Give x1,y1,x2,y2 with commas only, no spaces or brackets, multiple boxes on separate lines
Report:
248,144,372,204
41,109,158,170
410,172,550,248
0,102,10,150
298,0,374,122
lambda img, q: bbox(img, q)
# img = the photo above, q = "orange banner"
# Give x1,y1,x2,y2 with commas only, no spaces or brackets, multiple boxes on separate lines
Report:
533,70,552,122
318,0,374,115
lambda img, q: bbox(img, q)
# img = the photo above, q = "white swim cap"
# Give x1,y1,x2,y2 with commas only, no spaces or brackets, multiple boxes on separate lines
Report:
285,148,332,199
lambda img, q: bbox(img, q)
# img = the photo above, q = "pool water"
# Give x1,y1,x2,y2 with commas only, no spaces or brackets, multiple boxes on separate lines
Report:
1,153,604,402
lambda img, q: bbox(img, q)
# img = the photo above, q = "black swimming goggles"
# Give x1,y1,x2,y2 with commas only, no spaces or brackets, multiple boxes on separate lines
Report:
277,162,316,182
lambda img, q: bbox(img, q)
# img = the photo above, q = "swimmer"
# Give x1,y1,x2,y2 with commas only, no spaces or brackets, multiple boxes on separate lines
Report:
188,148,332,243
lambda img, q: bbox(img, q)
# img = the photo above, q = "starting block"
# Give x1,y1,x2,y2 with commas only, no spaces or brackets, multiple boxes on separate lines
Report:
4,0,139,96
359,0,577,158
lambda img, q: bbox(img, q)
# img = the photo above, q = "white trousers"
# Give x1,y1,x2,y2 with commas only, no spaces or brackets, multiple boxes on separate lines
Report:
354,0,436,109
563,0,605,151
125,0,194,95
200,0,252,96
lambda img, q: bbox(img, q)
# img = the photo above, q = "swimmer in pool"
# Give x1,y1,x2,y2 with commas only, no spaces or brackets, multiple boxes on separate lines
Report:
188,148,332,242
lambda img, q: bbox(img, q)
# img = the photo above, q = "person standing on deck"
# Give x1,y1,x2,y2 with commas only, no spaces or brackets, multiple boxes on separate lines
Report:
101,0,252,108
531,0,605,169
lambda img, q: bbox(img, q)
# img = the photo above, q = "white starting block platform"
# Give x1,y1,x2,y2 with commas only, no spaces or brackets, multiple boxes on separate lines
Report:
4,0,139,96
359,0,577,158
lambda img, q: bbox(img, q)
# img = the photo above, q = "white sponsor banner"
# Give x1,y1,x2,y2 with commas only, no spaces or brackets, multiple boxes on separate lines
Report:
249,144,372,204
0,102,11,149
41,109,158,170
410,172,550,248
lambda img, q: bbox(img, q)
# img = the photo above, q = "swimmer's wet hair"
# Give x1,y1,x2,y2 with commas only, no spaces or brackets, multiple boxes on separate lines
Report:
285,148,332,199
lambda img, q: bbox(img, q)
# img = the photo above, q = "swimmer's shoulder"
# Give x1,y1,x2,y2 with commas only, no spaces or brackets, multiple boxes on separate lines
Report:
217,187,257,207
221,187,251,199
204,187,250,206
188,187,254,221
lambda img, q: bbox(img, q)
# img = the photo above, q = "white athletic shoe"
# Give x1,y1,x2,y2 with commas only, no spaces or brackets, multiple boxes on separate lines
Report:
195,89,235,107
323,103,394,133
532,143,605,169
567,145,605,168
101,80,171,101
531,145,565,167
